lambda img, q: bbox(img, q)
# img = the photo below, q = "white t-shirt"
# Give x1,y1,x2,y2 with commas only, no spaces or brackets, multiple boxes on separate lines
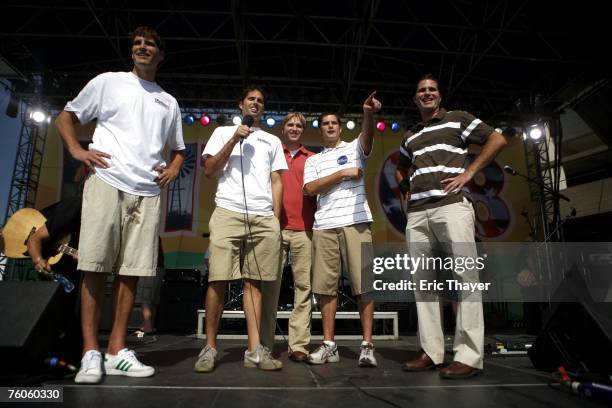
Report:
65,71,185,196
304,138,373,229
202,125,287,216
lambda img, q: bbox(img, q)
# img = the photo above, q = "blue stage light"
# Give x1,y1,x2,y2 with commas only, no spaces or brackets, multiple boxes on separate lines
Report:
183,114,195,125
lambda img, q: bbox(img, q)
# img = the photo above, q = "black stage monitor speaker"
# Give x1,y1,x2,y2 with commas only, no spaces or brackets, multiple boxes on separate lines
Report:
0,281,62,373
164,268,201,283
156,269,203,332
528,268,612,374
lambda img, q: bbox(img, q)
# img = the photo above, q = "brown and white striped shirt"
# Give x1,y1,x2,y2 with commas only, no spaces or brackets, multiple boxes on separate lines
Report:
397,109,494,212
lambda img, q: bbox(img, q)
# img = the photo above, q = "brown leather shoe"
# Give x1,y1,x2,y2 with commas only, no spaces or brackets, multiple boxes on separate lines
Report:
439,361,481,379
289,351,308,363
402,350,436,371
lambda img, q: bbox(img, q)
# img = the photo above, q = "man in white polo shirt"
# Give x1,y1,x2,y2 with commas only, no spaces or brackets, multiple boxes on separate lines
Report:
55,26,185,384
195,87,287,372
303,92,381,367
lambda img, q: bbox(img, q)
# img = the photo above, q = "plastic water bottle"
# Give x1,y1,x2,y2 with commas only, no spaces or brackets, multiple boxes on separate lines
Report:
50,273,75,293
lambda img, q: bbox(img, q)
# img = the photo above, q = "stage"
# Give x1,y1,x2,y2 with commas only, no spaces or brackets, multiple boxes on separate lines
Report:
6,334,600,408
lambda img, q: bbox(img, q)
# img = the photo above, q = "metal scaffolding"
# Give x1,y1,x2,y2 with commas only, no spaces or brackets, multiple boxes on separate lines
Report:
1,103,49,280
1,1,599,120
522,117,568,301
523,124,559,242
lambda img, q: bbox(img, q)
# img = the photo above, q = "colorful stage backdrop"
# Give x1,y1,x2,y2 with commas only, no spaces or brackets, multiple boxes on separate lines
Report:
36,121,533,272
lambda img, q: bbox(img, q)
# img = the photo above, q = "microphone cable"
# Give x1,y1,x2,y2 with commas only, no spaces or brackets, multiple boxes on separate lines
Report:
238,120,288,354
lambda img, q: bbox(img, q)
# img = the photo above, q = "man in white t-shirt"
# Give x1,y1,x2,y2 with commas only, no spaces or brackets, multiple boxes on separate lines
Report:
195,87,287,372
303,92,381,367
55,26,185,384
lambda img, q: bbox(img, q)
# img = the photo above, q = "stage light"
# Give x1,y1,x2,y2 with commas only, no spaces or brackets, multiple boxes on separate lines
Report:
391,122,401,132
346,120,356,130
312,119,319,128
6,91,19,118
30,110,47,123
199,115,211,125
529,126,543,140
376,121,386,131
183,114,195,125
232,115,242,125
266,117,276,128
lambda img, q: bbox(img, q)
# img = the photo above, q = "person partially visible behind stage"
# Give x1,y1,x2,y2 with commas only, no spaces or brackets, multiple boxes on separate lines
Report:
303,92,382,367
55,26,185,384
27,196,83,366
260,113,317,363
130,239,165,344
396,74,506,379
195,86,287,372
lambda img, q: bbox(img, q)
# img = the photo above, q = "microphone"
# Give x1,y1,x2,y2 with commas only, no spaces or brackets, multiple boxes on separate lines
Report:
45,357,77,372
239,115,255,145
242,115,254,127
503,165,517,176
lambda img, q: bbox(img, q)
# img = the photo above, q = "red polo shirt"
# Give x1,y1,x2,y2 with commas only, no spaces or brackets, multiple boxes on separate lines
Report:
281,144,317,231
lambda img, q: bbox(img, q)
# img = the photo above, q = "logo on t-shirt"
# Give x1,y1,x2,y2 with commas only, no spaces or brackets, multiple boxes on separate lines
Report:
154,98,169,109
257,137,271,146
337,155,348,165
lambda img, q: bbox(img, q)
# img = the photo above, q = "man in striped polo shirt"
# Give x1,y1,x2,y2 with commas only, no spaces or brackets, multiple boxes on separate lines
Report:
303,92,381,367
396,75,507,379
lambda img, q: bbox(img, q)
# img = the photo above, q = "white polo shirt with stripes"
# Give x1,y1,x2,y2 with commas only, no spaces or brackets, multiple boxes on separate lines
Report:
304,138,373,229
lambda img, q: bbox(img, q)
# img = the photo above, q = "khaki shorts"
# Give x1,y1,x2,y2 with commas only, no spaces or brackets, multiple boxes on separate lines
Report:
77,175,160,277
311,223,373,296
208,207,282,282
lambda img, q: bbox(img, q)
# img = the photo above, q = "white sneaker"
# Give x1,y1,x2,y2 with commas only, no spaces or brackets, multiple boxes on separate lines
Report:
194,345,218,373
307,342,340,365
358,341,378,367
104,348,155,377
75,350,103,384
244,345,282,371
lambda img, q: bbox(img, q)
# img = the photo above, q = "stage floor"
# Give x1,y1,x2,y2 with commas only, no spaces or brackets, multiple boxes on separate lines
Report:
18,334,602,407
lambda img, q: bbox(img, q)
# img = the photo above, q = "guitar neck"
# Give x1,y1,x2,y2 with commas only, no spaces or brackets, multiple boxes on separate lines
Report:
57,243,79,260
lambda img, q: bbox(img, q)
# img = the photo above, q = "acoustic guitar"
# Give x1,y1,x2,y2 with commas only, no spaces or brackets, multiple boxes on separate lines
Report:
1,207,78,263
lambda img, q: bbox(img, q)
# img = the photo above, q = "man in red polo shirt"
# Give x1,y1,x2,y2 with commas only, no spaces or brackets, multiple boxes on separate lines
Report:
261,113,317,362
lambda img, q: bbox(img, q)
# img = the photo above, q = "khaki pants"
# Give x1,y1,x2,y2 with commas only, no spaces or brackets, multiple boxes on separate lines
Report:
406,198,484,369
261,230,312,353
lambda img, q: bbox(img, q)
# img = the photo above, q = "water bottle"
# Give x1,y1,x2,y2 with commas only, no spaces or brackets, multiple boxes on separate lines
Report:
50,273,75,293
